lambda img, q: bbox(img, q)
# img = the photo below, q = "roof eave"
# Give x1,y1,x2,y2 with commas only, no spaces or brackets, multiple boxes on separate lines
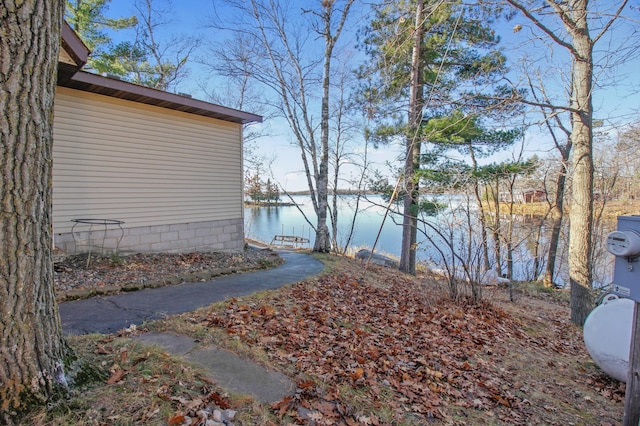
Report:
59,71,263,125
61,20,90,68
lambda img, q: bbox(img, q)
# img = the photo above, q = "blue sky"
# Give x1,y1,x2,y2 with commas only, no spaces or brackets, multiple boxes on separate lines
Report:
100,0,640,191
102,0,391,191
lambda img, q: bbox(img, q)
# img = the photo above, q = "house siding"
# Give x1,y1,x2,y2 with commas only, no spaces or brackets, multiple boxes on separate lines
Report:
52,87,244,254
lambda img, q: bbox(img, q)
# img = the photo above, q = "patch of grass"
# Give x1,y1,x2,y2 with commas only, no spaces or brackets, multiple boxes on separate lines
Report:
23,333,262,426
109,252,126,267
334,383,425,425
310,251,342,272
512,280,570,303
233,399,281,425
258,258,279,268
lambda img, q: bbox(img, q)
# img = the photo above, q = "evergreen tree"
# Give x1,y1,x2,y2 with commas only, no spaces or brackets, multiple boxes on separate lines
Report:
419,110,521,273
65,0,137,73
245,171,263,203
265,179,280,204
66,0,197,91
358,0,510,274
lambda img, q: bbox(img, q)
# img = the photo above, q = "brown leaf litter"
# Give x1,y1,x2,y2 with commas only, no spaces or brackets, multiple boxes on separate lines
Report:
187,257,625,425
54,249,282,302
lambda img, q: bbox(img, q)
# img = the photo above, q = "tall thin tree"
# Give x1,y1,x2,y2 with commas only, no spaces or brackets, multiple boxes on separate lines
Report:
208,0,355,252
506,0,631,325
399,0,426,273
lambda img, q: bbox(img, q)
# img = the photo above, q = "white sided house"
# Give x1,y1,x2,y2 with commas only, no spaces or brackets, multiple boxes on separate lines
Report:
53,22,261,255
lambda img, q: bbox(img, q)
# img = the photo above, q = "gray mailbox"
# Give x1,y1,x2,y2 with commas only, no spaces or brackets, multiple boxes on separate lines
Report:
607,216,640,301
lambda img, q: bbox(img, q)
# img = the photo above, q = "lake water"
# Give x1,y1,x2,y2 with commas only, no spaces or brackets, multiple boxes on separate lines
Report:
245,194,407,255
244,194,614,285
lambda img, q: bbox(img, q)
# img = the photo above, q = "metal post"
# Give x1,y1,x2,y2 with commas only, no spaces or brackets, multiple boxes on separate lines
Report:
624,301,640,425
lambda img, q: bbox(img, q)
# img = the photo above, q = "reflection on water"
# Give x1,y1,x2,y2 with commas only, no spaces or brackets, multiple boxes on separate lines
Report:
245,195,401,253
244,194,614,285
245,200,315,244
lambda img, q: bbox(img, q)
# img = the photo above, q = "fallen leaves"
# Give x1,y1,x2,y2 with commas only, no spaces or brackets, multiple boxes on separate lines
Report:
349,367,364,381
167,413,186,425
106,368,127,385
197,272,534,423
190,261,629,424
40,255,626,425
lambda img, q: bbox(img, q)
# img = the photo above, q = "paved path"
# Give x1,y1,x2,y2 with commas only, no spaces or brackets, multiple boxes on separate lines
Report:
60,250,323,335
60,250,323,404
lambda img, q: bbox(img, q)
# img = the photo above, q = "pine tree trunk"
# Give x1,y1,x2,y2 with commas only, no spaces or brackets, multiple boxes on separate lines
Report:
0,1,70,422
399,0,425,275
468,144,490,271
568,1,595,326
491,180,503,276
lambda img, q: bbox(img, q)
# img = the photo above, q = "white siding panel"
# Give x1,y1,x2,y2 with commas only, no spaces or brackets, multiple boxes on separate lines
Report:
52,87,243,234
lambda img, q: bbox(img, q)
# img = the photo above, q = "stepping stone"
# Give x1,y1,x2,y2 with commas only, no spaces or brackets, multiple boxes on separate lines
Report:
132,332,295,403
133,331,197,355
185,347,295,403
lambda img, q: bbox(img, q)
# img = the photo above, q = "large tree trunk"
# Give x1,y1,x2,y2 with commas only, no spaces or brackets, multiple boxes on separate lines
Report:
0,1,71,423
568,2,595,326
399,0,425,274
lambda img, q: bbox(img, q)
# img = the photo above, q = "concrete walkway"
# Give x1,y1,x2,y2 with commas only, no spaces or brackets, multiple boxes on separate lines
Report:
132,332,296,403
60,250,323,403
60,250,323,335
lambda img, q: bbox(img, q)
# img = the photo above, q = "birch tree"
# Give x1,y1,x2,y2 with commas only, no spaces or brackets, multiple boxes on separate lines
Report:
207,0,356,252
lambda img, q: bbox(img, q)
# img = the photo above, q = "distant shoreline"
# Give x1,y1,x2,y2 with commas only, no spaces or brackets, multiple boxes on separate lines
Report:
244,201,296,207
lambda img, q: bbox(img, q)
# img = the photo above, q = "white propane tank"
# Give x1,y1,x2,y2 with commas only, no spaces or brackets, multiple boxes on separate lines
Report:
583,294,634,382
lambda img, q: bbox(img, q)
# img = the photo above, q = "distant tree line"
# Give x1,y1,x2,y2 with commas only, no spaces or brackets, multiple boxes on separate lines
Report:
245,172,281,205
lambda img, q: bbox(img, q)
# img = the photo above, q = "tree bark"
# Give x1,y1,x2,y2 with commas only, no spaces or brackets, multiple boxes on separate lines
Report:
544,158,569,287
468,144,491,271
399,0,425,275
567,1,595,326
314,2,333,253
0,1,70,423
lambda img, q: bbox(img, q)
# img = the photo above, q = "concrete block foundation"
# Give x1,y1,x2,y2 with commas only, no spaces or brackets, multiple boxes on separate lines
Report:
55,218,244,254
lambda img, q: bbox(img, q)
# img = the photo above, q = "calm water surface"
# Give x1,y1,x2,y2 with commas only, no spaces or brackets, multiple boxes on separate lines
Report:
245,195,404,254
244,194,613,285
